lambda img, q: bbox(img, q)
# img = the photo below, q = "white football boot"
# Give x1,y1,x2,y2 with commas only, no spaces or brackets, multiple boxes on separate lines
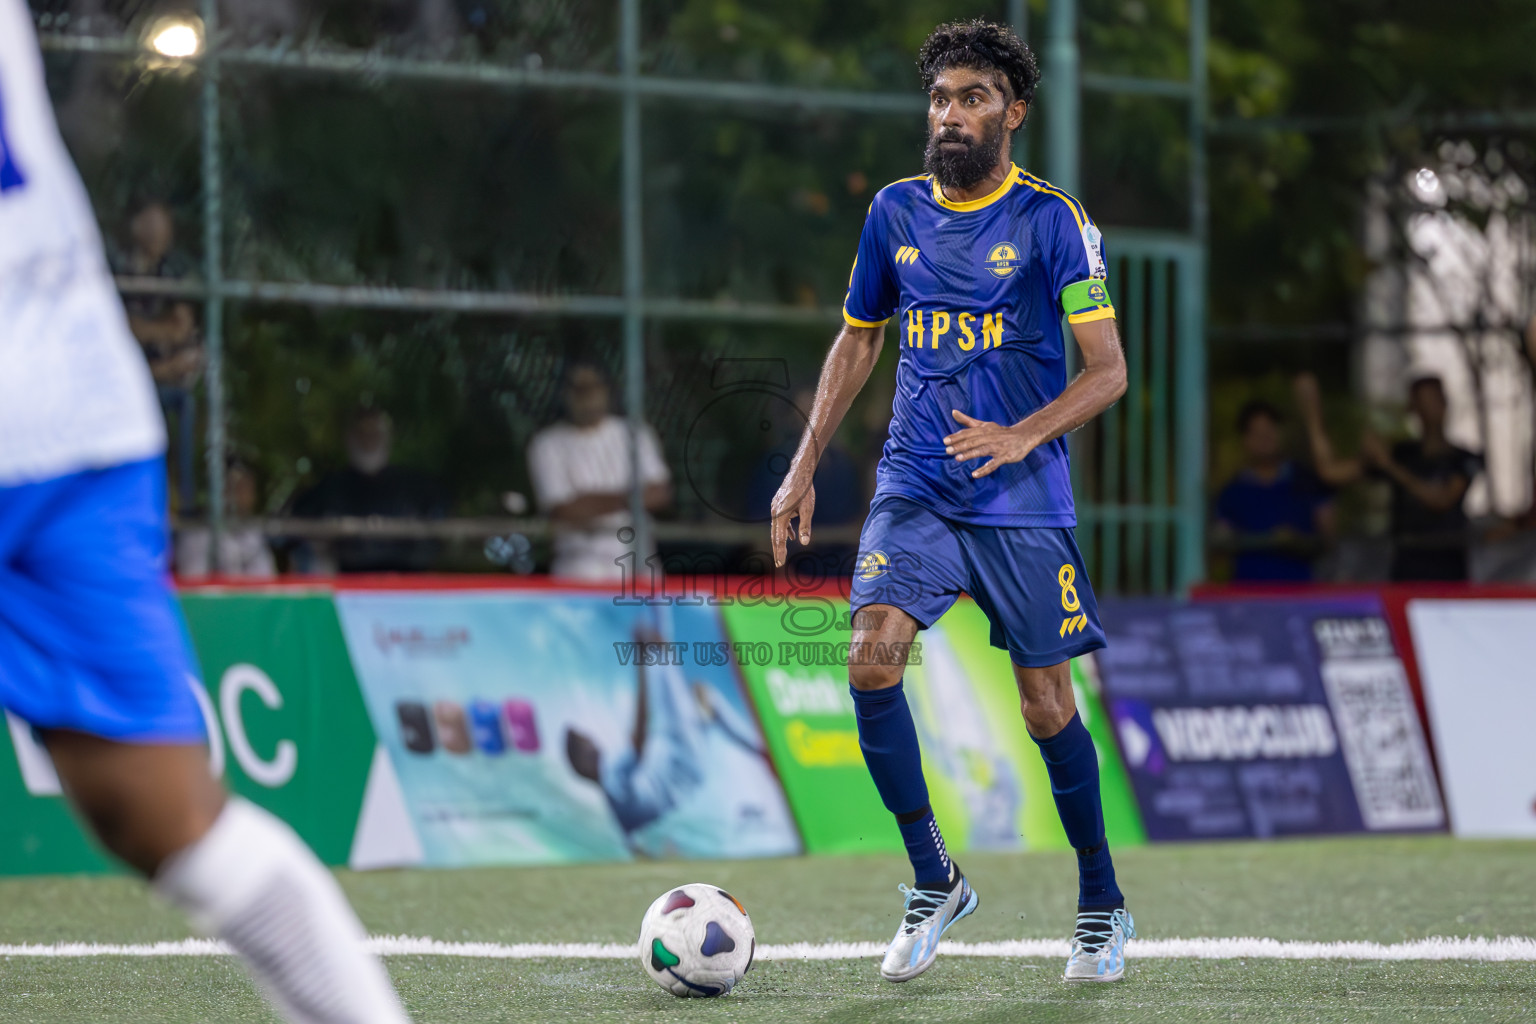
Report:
879,863,979,982
1063,906,1136,982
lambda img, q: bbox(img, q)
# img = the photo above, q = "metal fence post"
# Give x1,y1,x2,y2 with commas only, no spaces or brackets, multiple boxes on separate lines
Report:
1044,0,1079,196
620,0,649,580
1189,0,1209,248
1044,0,1087,565
1177,0,1209,591
1175,247,1205,591
200,0,225,571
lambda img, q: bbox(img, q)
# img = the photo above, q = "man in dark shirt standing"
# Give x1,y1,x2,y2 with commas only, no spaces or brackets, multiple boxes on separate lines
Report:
1296,372,1483,581
1213,400,1334,581
291,408,447,572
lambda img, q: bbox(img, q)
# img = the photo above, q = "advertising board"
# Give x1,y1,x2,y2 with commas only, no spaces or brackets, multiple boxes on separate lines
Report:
334,592,802,866
1097,597,1442,841
725,596,1145,855
0,593,379,874
0,584,1146,874
1409,599,1536,837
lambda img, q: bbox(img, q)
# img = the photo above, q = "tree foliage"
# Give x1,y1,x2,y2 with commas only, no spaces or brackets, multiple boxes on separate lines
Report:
30,0,1536,526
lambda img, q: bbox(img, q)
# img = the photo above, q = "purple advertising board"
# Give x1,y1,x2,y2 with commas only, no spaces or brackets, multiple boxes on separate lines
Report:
1095,597,1444,842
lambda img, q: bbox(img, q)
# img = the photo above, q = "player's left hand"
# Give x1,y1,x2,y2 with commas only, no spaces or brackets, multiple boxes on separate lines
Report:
1359,430,1390,468
943,410,1038,479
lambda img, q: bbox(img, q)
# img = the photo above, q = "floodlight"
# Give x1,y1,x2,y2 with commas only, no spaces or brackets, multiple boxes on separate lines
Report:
148,18,202,59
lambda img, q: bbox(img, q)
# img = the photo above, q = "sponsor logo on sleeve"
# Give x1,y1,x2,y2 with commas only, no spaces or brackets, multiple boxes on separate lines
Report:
1082,223,1106,279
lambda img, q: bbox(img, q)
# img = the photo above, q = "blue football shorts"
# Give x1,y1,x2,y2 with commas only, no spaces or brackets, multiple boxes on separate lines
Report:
0,456,206,742
849,495,1106,668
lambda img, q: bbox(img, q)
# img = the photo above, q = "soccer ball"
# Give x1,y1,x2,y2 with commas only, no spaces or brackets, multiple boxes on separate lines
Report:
638,882,756,997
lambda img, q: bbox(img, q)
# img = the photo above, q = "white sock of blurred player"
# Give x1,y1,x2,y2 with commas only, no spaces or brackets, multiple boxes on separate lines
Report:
155,798,409,1024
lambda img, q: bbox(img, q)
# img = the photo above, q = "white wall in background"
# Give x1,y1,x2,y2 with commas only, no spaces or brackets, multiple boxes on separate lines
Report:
1409,599,1536,837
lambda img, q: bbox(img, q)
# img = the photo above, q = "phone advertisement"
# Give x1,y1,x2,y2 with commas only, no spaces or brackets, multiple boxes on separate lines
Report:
334,592,802,867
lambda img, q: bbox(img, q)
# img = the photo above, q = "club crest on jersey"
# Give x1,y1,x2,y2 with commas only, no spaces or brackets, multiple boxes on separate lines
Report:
856,550,892,581
983,241,1021,279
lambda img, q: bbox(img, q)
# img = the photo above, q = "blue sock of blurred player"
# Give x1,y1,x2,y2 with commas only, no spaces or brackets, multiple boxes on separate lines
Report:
849,681,951,888
1032,711,1123,908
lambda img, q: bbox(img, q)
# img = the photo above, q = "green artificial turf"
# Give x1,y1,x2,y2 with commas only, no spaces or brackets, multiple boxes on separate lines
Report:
0,836,1533,1022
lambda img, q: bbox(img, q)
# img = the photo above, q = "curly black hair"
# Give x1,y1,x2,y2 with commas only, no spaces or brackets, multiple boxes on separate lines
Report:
1236,398,1283,433
917,20,1040,106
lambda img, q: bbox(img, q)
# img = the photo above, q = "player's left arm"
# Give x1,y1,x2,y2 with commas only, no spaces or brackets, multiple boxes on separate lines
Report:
944,317,1127,478
1366,438,1472,513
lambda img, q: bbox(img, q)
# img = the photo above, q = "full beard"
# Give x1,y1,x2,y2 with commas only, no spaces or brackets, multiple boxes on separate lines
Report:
923,116,1008,191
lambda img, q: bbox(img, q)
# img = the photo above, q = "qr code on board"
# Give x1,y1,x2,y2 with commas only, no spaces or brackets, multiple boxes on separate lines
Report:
1320,656,1445,831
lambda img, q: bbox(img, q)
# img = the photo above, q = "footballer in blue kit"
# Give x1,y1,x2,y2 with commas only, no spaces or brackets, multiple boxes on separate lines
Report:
770,20,1135,984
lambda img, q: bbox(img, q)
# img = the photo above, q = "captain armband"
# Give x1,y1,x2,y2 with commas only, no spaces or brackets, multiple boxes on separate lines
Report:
1060,278,1116,324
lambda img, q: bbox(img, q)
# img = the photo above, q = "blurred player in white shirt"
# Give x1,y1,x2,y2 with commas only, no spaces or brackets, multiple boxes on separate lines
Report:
527,359,671,581
0,6,407,1020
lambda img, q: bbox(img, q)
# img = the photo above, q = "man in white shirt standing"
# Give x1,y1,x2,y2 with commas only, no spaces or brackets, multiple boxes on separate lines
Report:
527,360,672,581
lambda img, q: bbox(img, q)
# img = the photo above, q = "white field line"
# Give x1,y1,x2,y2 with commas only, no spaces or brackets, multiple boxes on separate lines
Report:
0,936,1534,962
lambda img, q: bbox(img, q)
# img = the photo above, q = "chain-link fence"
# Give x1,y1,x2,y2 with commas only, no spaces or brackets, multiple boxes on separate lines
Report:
31,0,1217,589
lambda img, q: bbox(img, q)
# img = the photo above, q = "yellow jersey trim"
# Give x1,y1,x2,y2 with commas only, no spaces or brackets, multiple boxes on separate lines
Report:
871,173,931,204
1018,170,1088,235
930,164,1023,212
1067,305,1117,325
844,308,890,328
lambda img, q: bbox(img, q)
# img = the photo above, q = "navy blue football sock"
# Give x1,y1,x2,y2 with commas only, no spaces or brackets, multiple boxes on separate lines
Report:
850,681,950,888
895,807,954,892
1032,711,1123,908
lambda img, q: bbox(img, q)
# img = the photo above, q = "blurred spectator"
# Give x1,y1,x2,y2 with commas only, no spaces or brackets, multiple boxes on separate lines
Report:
177,460,276,580
1212,400,1335,582
373,0,462,54
222,0,302,43
1296,372,1483,581
112,199,203,513
290,409,448,573
745,388,863,576
527,360,672,581
1490,314,1536,543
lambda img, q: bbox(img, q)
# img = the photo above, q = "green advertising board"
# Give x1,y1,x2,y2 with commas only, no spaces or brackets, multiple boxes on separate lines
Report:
722,596,1144,857
718,600,898,855
178,593,378,864
0,588,1142,876
0,719,116,875
0,592,378,875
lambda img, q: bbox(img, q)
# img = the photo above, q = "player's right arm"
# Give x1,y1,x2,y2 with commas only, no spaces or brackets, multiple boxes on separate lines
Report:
771,198,898,567
128,302,197,347
1293,372,1365,485
771,323,885,567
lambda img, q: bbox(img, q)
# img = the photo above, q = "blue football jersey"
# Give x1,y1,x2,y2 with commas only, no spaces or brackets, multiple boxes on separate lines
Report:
843,163,1115,526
